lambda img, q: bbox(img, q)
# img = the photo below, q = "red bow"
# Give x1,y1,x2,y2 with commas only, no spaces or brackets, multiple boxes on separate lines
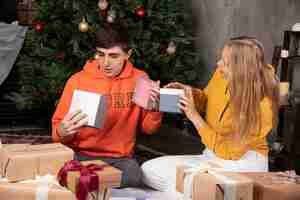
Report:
57,160,107,200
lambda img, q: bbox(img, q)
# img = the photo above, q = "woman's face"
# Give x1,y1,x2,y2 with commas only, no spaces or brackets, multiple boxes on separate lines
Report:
220,47,232,81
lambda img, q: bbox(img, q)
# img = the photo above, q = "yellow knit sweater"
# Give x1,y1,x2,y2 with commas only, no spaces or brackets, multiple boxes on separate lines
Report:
192,70,273,160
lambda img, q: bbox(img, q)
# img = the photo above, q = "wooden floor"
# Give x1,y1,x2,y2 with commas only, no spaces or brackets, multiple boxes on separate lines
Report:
0,125,299,173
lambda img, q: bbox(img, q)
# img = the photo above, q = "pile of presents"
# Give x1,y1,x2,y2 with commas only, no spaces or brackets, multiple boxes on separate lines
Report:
0,143,122,200
1,142,300,200
176,162,300,200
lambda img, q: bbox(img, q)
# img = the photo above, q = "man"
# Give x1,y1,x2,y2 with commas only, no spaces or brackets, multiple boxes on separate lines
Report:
52,23,162,187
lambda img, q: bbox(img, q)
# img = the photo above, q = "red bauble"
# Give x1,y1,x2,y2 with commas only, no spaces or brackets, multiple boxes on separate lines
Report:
55,52,65,60
34,21,45,33
135,7,145,17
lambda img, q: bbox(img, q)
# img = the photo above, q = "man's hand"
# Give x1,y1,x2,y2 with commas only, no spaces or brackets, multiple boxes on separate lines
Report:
148,81,160,111
58,110,88,138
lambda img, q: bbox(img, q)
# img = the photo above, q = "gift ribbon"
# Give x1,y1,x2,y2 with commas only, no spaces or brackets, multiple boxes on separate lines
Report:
182,161,223,200
35,174,55,200
183,165,250,200
57,160,107,200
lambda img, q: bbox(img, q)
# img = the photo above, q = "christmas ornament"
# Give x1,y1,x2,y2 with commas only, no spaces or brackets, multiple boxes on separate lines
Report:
55,52,65,60
166,41,176,55
98,0,108,10
107,10,116,23
135,6,145,17
34,21,45,33
78,17,89,32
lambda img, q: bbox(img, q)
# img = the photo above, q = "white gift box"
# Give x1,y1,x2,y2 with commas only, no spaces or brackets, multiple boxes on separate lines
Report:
159,88,184,113
69,90,107,128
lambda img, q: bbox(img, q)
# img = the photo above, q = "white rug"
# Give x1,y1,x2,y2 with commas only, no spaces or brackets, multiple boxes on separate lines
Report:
110,187,183,200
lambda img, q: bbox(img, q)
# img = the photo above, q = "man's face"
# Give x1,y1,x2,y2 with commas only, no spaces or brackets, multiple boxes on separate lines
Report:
95,46,131,78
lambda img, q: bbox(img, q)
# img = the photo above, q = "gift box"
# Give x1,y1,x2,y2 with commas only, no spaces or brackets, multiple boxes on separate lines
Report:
58,160,122,200
279,82,289,105
69,89,108,128
159,88,184,113
132,76,159,110
242,172,300,200
176,163,253,200
0,176,76,200
0,143,73,182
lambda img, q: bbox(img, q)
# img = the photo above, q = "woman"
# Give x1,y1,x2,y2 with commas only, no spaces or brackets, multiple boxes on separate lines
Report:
141,38,280,191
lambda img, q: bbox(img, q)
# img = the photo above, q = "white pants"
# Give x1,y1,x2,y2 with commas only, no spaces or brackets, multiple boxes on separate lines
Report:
141,148,268,192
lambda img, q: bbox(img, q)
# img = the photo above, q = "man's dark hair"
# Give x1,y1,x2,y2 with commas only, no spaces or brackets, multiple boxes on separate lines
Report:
95,23,130,52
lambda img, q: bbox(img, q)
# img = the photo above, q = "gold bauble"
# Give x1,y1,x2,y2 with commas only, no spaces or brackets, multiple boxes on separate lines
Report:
166,41,176,55
79,18,89,32
98,0,108,10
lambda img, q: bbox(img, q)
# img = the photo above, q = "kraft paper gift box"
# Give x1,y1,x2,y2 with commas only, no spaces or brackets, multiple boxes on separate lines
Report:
58,160,121,200
176,162,253,200
242,172,300,200
159,88,184,113
279,82,289,105
69,89,108,128
0,176,76,200
132,76,159,110
0,143,73,182
176,161,223,194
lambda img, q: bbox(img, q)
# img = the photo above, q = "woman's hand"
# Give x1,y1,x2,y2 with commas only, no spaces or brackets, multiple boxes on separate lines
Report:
179,86,205,129
58,110,88,138
164,81,188,89
179,86,198,120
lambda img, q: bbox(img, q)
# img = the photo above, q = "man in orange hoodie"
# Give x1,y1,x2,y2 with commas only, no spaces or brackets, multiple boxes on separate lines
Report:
52,23,162,187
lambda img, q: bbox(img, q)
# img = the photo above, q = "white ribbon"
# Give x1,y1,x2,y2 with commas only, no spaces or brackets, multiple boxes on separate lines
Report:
182,164,250,200
35,174,55,200
207,170,238,200
182,162,222,200
20,174,56,200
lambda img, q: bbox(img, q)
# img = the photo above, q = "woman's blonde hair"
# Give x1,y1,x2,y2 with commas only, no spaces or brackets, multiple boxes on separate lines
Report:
222,38,279,141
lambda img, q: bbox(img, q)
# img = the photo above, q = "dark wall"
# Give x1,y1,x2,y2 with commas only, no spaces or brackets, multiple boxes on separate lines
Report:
0,0,16,23
192,0,300,79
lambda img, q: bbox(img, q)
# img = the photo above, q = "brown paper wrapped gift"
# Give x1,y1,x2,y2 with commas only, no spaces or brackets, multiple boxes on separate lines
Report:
242,172,300,200
176,164,253,200
176,160,222,193
0,179,76,200
64,160,122,193
0,143,73,182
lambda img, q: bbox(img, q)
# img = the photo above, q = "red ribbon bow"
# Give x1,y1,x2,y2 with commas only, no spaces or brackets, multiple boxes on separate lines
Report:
57,160,107,200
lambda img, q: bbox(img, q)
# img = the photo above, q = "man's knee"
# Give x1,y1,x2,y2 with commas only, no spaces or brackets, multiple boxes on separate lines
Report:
115,159,142,188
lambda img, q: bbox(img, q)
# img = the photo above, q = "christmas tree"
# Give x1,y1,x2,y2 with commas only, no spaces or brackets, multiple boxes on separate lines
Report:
12,0,204,126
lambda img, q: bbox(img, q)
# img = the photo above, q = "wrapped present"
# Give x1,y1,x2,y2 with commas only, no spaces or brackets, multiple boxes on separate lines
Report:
159,88,184,113
58,160,122,200
132,76,159,110
69,89,108,128
279,82,289,105
0,175,76,200
242,172,300,200
0,143,73,182
176,162,253,200
176,160,222,193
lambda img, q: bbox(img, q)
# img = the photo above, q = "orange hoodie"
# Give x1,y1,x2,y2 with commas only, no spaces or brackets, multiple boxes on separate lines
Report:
52,60,162,158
